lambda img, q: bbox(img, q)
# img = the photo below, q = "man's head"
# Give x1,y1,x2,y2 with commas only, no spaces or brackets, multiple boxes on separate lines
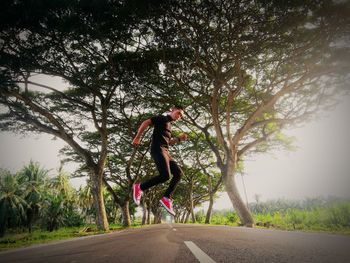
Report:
169,105,184,121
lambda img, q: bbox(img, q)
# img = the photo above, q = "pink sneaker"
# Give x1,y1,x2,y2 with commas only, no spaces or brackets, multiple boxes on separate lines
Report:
160,197,175,216
133,184,143,206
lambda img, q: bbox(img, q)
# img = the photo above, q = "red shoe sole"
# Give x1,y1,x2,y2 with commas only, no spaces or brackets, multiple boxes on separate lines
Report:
160,199,175,216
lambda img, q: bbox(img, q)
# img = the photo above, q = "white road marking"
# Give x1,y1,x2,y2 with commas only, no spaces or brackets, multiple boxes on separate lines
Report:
184,241,216,263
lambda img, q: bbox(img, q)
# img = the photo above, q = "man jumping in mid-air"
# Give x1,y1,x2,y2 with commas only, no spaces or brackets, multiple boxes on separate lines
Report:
132,105,188,216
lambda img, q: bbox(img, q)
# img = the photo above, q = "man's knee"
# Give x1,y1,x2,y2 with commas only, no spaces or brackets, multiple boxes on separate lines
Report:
173,167,183,179
159,170,171,182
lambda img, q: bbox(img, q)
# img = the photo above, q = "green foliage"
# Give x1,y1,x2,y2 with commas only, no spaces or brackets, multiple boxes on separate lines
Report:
195,210,206,223
197,210,240,226
285,209,306,230
251,198,350,233
76,185,95,222
63,205,85,227
227,212,239,224
0,170,27,237
17,161,48,232
0,162,89,235
325,203,350,228
0,225,124,252
40,173,87,230
104,189,126,225
40,193,66,232
192,198,350,234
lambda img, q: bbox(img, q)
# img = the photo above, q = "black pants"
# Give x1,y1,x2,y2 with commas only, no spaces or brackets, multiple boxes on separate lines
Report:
140,147,183,198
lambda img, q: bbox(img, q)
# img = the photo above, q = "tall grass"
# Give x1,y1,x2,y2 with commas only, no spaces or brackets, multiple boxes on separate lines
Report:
195,199,350,234
253,202,350,233
0,223,136,251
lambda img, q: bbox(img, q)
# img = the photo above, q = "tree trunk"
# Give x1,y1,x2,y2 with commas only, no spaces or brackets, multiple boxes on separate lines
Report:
205,173,214,224
153,212,157,224
223,168,254,227
0,201,7,237
91,172,109,231
147,203,151,225
190,180,196,223
185,211,190,223
114,207,119,224
121,201,131,227
180,211,186,223
174,212,180,223
205,193,214,224
191,209,196,223
156,213,162,224
26,208,33,233
152,210,161,224
141,198,147,225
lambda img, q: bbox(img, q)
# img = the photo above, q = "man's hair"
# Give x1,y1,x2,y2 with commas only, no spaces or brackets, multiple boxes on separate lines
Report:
173,104,184,110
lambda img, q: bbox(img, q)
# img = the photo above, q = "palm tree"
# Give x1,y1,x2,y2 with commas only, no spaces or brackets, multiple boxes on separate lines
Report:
49,164,74,201
40,193,66,231
0,169,27,237
77,185,95,224
17,161,48,233
47,164,84,228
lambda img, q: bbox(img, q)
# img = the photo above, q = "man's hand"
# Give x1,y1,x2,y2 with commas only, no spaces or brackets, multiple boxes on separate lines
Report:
178,133,188,142
132,136,141,147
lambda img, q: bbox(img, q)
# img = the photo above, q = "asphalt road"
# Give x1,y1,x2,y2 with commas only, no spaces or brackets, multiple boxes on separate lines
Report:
1,224,350,263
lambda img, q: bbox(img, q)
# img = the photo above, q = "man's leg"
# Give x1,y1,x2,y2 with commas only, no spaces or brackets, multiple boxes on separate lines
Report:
163,160,183,198
140,151,171,191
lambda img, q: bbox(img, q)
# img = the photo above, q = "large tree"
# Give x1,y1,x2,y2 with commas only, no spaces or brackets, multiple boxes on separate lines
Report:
151,0,350,226
0,0,166,230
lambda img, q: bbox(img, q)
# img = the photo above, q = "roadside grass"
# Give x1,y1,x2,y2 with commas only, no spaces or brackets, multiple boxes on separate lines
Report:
183,218,350,235
251,210,350,235
251,203,350,235
192,202,350,235
0,222,143,252
2,203,349,252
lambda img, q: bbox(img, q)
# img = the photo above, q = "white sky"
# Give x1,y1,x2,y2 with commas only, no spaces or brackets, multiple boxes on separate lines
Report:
1,76,350,211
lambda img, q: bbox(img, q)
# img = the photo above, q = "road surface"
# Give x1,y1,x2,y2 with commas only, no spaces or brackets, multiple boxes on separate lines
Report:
1,223,350,263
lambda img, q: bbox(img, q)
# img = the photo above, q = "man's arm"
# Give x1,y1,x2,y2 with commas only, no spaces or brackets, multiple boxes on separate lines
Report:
169,137,180,145
132,119,152,146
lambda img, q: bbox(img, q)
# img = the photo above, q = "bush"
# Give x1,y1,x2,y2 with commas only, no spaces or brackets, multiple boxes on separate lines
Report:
285,209,306,230
211,214,228,225
226,212,238,223
195,211,206,223
324,203,350,228
209,211,239,225
64,208,85,227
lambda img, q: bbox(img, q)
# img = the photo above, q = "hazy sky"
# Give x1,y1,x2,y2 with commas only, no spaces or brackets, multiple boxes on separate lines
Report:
1,77,350,210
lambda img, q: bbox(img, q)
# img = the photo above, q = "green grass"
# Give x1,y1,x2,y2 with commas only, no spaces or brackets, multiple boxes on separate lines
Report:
194,202,350,235
3,203,349,252
0,223,141,252
251,203,350,235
